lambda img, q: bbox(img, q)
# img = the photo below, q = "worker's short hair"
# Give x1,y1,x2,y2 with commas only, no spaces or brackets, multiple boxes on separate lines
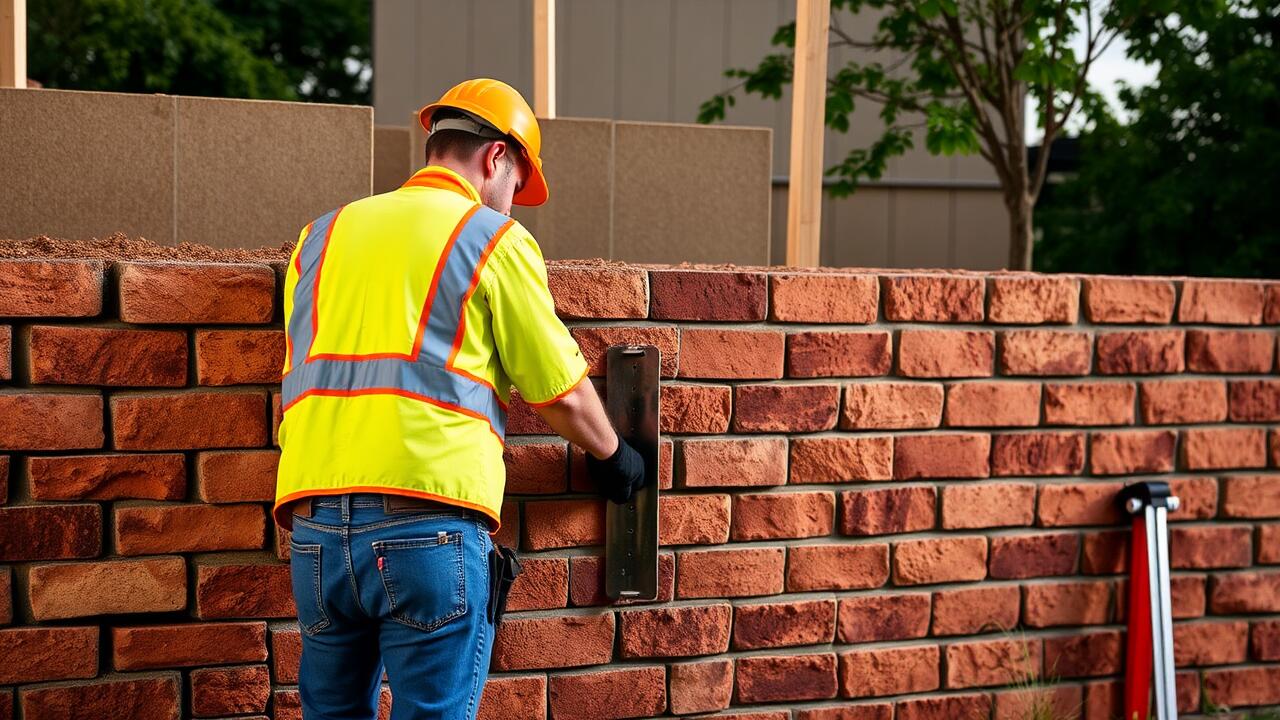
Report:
424,108,522,172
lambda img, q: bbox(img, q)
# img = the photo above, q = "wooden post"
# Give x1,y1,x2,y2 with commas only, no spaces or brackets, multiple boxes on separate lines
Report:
1,0,25,89
533,0,555,118
785,0,830,267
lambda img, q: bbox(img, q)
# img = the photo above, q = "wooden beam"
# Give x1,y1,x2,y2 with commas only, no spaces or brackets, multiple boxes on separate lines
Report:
1,0,25,89
784,0,830,267
533,0,555,118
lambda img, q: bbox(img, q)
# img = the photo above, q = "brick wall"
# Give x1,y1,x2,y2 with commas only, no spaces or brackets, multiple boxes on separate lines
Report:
1,257,1279,719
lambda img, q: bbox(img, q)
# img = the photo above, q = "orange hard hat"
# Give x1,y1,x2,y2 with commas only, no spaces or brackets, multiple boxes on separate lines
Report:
419,78,548,207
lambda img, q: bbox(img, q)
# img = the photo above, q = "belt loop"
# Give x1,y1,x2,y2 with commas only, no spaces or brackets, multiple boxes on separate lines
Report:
341,493,351,523
383,494,394,516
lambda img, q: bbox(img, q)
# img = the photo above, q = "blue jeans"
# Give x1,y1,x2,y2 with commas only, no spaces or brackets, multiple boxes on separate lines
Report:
288,493,496,720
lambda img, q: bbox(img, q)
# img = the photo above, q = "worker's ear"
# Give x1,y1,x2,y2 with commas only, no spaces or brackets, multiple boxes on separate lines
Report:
483,141,509,180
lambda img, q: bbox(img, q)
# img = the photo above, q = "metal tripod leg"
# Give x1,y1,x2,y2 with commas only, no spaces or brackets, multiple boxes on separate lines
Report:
1147,504,1178,720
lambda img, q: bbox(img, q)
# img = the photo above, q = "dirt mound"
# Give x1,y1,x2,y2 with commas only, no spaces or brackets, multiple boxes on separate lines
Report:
0,234,295,263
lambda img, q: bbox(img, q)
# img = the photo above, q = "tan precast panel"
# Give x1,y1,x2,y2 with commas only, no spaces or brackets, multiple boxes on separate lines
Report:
373,126,412,194
511,118,613,261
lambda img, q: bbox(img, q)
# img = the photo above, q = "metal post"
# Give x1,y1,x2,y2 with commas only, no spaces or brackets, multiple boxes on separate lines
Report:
1120,481,1180,720
603,344,660,600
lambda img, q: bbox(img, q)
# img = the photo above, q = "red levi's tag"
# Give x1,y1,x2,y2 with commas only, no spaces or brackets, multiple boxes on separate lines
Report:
377,557,385,571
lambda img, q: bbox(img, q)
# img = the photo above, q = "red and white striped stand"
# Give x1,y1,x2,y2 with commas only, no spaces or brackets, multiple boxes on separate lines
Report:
1119,481,1181,720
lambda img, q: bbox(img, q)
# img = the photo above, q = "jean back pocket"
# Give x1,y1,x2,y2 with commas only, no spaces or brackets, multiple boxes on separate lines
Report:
289,542,331,635
372,532,467,631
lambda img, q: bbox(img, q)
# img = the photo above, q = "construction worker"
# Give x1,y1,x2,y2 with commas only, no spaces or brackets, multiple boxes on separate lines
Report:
273,78,648,720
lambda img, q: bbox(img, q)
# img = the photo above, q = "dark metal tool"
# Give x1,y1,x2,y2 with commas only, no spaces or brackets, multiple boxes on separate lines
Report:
603,344,660,600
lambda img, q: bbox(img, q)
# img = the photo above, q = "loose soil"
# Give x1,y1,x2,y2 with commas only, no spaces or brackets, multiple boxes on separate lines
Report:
0,234,294,263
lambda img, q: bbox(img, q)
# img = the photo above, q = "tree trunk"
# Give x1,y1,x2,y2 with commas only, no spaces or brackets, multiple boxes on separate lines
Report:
1005,191,1034,270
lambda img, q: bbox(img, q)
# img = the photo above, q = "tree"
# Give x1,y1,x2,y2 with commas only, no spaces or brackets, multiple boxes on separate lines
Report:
699,0,1137,269
27,0,370,104
1035,0,1280,278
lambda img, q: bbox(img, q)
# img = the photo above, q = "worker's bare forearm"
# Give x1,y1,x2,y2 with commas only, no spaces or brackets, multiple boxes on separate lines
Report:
531,378,619,460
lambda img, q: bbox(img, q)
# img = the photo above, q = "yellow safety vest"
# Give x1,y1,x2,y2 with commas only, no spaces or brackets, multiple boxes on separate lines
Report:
273,166,588,533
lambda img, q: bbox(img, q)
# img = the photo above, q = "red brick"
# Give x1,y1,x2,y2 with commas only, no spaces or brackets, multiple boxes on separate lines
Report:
894,433,990,478
504,557,567,612
1182,427,1267,470
113,622,268,670
0,503,101,561
989,533,1079,579
1267,283,1280,323
195,562,294,619
735,598,836,649
1187,329,1275,372
1172,575,1208,619
191,664,270,716
0,325,8,380
195,329,285,385
0,566,9,625
770,273,878,323
1259,525,1280,564
884,275,983,322
29,556,186,620
786,544,889,592
942,482,1035,529
893,536,987,585
195,450,278,503
115,503,264,555
1081,530,1128,575
738,653,838,703
1043,630,1122,678
1141,379,1228,424
1229,379,1280,422
0,392,103,450
836,593,930,643
650,269,766,321
548,666,666,720
669,658,733,714
995,686,1082,720
840,486,935,536
796,705,893,720
1083,277,1175,323
30,453,186,500
1171,525,1252,569
546,264,648,319
503,442,568,494
660,494,731,545
1096,330,1184,374
620,603,731,657
1023,581,1112,627
1179,280,1266,324
1090,430,1176,474
112,391,267,450
989,276,1079,324
787,331,891,377
841,382,943,429
0,456,5,506
1172,620,1248,667
999,330,1091,376
491,614,615,670
896,693,992,720
571,325,679,378
679,437,786,488
0,259,104,317
991,432,1085,476
946,637,1043,688
1274,428,1280,467
567,553,675,607
1201,666,1280,707
478,674,547,720
660,383,731,434
27,325,187,386
0,626,98,684
790,436,893,483
1043,381,1134,426
931,586,1020,636
19,676,180,720
271,391,282,445
898,330,994,378
1251,619,1280,660
1169,476,1219,520
733,383,839,432
838,645,939,698
676,547,785,599
509,385,568,435
1222,475,1280,518
678,328,784,379
1083,680,1122,720
734,491,834,540
1208,568,1280,607
523,499,604,550
118,262,274,323
1037,482,1125,526
944,381,1041,427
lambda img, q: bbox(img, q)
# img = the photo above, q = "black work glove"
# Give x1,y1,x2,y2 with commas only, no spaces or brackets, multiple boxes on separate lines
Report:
586,435,649,504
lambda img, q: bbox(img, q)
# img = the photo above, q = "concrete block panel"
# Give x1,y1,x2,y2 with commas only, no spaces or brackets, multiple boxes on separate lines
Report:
0,88,175,244
374,126,412,195
512,118,612,261
954,189,1010,271
613,122,771,265
175,96,372,249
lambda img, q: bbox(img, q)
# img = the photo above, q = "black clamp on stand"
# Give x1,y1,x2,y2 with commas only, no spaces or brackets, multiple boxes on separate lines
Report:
1118,481,1181,720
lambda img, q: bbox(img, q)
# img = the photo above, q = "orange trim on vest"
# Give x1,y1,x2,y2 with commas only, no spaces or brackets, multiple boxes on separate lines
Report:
445,217,516,397
274,486,501,535
522,365,591,407
400,166,482,202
